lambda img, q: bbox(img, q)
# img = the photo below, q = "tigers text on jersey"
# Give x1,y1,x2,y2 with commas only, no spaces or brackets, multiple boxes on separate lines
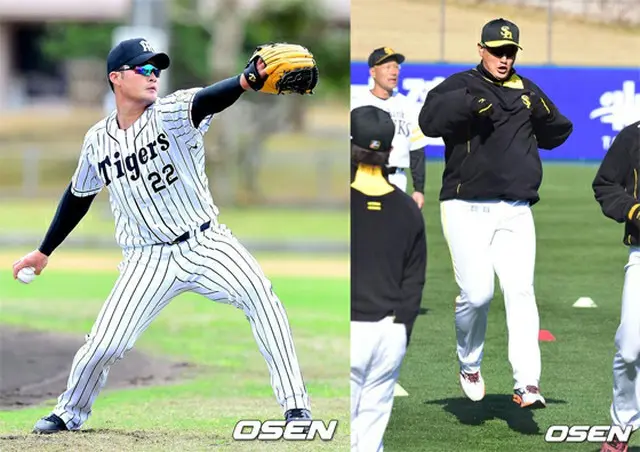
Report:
351,90,426,168
71,88,219,249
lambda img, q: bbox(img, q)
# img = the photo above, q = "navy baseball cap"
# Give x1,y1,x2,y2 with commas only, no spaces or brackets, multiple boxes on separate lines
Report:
368,47,405,68
351,106,395,153
106,38,170,75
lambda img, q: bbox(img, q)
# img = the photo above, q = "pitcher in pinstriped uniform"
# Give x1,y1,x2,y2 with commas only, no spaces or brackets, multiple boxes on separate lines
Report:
12,37,312,434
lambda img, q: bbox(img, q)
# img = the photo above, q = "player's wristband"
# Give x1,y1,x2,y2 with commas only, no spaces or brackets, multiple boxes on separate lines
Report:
242,58,265,91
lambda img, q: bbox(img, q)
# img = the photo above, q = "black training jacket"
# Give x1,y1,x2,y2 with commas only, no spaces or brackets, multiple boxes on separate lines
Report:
351,185,426,345
419,64,573,205
593,121,640,247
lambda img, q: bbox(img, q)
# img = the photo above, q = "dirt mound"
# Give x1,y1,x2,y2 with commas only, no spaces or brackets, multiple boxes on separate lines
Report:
0,325,195,410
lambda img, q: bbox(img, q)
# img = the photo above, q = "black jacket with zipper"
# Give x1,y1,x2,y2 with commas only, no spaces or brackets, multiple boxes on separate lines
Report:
418,64,573,205
593,121,640,247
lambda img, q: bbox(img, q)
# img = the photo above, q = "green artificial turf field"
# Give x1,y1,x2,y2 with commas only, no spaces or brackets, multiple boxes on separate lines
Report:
386,162,637,451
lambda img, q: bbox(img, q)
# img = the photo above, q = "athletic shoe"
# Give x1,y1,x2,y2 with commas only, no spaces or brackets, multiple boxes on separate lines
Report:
513,385,546,409
600,437,629,452
32,413,68,434
285,408,312,422
459,370,485,401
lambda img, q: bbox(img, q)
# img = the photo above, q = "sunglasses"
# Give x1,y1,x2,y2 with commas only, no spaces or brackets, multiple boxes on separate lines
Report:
118,63,161,77
485,46,518,59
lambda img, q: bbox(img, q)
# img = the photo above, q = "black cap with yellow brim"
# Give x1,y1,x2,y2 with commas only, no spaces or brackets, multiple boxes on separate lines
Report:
368,47,406,67
480,18,523,50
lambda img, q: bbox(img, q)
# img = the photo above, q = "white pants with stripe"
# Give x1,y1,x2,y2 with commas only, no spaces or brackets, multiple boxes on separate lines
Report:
53,223,310,430
611,248,640,430
441,199,541,389
351,317,406,452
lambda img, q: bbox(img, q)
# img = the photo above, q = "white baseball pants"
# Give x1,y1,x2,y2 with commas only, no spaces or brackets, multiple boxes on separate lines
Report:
441,199,541,389
52,223,309,430
388,169,407,193
351,317,406,452
610,247,640,430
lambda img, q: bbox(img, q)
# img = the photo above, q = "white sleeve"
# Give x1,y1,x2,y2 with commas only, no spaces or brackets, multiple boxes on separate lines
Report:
156,88,213,145
410,125,429,151
408,100,428,151
70,134,103,197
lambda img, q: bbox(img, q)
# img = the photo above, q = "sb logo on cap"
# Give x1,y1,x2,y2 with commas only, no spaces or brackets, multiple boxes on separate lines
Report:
500,26,513,40
369,140,381,150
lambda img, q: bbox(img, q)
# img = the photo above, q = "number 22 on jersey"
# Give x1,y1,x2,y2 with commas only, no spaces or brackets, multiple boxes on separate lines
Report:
97,132,179,193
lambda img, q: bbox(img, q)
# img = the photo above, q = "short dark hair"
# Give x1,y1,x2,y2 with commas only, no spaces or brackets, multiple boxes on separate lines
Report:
351,143,390,166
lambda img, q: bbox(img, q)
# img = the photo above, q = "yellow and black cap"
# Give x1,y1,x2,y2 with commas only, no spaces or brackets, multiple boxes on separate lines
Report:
480,18,522,50
351,106,395,153
368,47,405,68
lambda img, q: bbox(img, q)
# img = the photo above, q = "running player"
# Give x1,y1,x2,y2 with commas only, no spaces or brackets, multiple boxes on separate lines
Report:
418,18,572,407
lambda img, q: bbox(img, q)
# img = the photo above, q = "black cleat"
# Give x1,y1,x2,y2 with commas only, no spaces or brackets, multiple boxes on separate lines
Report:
32,413,68,434
284,408,312,422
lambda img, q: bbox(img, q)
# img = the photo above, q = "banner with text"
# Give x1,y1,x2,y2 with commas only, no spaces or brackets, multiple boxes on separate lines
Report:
351,63,640,161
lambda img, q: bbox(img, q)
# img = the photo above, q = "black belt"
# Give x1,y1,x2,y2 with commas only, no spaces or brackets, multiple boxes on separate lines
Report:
387,167,404,174
171,221,211,244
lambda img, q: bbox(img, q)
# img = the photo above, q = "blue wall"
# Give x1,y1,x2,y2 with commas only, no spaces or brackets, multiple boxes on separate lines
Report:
351,62,640,161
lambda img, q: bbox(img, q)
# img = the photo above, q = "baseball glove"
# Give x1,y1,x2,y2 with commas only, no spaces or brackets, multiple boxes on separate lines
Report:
243,43,318,95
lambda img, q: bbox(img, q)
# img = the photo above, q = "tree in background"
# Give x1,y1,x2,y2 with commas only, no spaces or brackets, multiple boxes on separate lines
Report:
171,0,349,205
40,0,348,101
40,23,119,106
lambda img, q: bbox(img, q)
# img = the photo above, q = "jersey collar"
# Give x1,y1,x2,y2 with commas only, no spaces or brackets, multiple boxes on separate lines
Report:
474,63,524,89
351,165,394,196
106,106,153,142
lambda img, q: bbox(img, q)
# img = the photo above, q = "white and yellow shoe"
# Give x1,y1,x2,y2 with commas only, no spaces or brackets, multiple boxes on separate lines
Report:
513,386,546,409
459,370,485,402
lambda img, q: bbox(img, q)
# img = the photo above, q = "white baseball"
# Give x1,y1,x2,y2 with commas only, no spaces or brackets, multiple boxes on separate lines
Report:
17,267,36,284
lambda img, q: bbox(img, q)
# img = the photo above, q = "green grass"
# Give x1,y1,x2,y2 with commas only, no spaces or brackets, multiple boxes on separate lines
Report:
384,161,635,451
4,160,636,451
0,199,348,241
0,272,349,450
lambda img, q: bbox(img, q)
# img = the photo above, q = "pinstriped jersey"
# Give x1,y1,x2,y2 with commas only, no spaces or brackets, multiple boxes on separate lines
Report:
351,90,426,168
70,88,219,249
